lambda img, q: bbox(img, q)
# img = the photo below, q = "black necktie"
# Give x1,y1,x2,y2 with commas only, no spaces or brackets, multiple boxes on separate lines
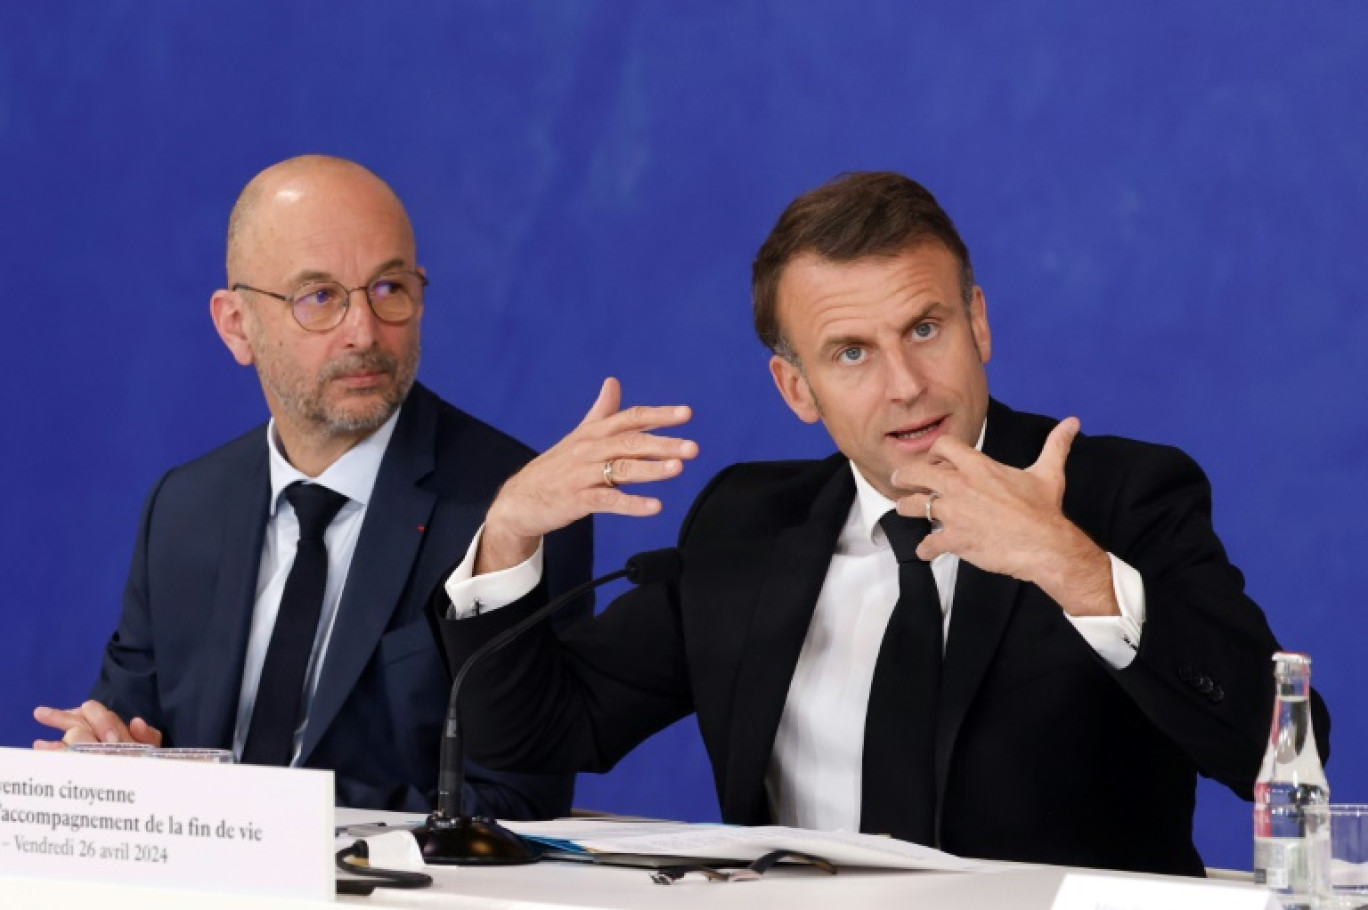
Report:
860,511,942,845
242,482,348,766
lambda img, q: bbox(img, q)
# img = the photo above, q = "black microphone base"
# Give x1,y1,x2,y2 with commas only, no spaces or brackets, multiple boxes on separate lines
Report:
416,813,540,866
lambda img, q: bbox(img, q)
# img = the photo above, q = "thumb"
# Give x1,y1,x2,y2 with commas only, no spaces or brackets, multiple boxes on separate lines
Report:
579,377,622,426
1031,417,1080,477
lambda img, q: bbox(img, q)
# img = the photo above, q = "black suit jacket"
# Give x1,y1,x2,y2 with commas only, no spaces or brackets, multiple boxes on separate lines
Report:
93,382,593,815
439,399,1329,873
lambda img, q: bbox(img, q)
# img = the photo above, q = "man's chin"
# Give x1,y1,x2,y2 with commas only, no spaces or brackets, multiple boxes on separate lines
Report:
318,396,401,436
311,372,414,435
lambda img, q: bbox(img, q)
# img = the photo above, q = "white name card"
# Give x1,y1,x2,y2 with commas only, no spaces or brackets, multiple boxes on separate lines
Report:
0,746,333,902
1052,871,1281,910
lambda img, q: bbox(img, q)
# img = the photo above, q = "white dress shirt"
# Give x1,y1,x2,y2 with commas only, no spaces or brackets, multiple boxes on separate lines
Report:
230,410,400,764
763,461,1146,832
443,423,1148,831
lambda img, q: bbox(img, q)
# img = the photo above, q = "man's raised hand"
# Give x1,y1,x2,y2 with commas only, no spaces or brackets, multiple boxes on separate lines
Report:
477,378,697,575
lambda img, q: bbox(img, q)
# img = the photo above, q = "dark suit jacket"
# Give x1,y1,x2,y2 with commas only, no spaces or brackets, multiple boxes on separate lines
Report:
438,399,1329,874
93,382,593,816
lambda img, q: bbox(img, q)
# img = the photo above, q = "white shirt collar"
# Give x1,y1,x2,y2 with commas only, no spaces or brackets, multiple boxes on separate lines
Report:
266,408,402,515
849,416,987,547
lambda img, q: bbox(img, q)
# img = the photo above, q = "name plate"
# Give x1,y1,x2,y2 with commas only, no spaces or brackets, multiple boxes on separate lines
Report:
1052,871,1280,910
0,746,333,902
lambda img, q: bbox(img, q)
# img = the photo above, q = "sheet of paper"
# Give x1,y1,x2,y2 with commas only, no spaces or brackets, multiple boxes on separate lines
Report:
507,818,992,871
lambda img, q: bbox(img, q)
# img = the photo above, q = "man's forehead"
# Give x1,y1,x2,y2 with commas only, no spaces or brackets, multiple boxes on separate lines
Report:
235,191,413,275
777,250,958,330
782,243,957,285
236,162,405,236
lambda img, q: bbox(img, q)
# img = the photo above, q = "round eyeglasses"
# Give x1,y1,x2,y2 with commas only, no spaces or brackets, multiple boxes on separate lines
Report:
232,270,427,332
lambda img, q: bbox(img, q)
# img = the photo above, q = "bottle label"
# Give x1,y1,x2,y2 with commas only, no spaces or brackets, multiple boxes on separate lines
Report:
1255,833,1328,896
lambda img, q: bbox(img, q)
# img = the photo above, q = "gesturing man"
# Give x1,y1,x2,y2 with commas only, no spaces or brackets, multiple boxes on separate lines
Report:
34,155,591,816
435,171,1327,873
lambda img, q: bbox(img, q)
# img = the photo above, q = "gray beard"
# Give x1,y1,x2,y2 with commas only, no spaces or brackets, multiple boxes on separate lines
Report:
266,340,420,437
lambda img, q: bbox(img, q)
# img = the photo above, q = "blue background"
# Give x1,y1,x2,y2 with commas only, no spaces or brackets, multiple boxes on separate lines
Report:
2,1,1364,871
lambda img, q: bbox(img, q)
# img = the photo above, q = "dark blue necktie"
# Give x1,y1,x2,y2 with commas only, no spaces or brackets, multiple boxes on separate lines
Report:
860,511,942,845
242,482,348,766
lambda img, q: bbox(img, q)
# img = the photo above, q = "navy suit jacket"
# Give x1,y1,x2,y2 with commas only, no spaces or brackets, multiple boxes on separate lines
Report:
440,400,1330,874
93,382,593,815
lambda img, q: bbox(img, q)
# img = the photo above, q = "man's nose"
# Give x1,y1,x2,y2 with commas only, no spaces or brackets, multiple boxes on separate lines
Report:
885,349,925,402
337,287,379,345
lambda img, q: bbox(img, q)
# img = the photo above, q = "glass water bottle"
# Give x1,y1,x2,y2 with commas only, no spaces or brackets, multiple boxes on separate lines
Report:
1253,651,1329,910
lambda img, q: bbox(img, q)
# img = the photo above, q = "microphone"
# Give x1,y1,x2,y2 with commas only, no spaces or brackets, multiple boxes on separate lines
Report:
418,547,683,865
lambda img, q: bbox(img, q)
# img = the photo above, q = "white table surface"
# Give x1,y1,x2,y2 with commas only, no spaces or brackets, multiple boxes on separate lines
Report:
0,807,1267,909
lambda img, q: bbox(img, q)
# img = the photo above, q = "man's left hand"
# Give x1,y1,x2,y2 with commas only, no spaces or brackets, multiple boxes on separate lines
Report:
32,701,163,751
890,417,1118,617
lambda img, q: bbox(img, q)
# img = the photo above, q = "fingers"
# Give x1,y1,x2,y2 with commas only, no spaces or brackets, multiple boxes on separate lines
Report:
894,490,939,523
916,532,949,563
33,701,133,745
602,450,689,486
76,701,134,744
33,705,66,731
1032,417,1079,477
602,427,697,463
568,379,697,499
479,381,699,571
927,432,977,465
889,419,1081,580
584,487,666,519
589,454,692,518
129,717,164,747
578,378,693,438
596,404,695,440
33,704,160,751
579,377,623,427
889,436,976,493
33,705,92,739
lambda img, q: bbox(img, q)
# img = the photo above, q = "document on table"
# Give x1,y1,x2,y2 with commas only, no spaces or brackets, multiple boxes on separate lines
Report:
504,818,997,872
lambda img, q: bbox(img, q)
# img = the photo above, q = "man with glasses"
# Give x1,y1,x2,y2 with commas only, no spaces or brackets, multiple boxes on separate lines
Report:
33,155,592,816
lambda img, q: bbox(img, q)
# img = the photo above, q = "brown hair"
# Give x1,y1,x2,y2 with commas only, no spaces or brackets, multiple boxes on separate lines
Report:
752,171,975,357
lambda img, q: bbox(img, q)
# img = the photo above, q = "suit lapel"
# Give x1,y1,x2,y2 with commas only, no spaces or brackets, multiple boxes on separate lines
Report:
722,459,854,824
932,400,1042,822
298,390,438,762
197,437,271,748
934,563,1022,814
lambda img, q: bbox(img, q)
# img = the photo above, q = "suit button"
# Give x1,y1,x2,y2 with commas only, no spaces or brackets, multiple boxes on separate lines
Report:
1210,685,1225,703
1197,676,1214,695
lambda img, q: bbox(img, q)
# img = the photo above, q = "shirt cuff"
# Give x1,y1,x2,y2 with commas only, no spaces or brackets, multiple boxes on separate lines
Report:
1064,553,1147,670
443,524,545,619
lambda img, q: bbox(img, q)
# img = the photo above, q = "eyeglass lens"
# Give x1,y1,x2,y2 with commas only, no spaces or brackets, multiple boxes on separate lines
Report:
291,272,422,330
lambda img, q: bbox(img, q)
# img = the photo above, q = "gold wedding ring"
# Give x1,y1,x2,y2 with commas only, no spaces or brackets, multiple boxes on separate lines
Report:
602,460,617,488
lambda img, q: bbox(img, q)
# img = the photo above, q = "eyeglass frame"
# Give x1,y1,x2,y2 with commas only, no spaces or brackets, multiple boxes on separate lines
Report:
230,269,428,333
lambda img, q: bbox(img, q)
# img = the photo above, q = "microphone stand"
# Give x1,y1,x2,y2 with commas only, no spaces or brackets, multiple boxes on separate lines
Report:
418,568,629,865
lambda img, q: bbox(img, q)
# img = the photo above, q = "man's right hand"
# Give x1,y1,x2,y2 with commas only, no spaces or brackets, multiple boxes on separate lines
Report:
476,377,697,575
32,701,163,751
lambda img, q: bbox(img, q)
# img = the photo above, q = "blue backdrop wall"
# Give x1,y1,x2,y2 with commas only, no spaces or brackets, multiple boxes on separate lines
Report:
2,1,1364,871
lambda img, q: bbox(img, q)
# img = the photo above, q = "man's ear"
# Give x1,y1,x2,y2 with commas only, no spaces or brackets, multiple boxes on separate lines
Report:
412,264,427,320
769,354,821,424
210,288,256,366
969,285,992,365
